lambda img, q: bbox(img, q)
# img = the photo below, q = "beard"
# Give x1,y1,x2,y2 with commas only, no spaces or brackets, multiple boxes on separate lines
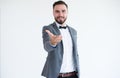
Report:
55,16,67,24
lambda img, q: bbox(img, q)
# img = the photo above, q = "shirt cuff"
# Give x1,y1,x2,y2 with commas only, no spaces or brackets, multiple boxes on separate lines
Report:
50,42,57,47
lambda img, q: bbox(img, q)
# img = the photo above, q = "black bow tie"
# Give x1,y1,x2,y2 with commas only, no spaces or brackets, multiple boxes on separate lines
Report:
59,26,67,29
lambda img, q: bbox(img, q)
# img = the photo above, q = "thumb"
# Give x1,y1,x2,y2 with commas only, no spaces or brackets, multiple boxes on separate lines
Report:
45,30,54,37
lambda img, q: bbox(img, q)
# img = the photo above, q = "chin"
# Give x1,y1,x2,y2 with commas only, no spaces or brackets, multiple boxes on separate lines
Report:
57,21,65,24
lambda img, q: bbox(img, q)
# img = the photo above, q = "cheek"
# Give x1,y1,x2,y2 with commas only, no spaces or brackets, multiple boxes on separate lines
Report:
53,13,59,17
64,13,67,16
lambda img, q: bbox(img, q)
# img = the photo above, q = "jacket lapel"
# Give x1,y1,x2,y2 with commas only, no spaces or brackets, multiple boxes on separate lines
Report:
52,22,61,35
52,22,64,57
67,26,75,45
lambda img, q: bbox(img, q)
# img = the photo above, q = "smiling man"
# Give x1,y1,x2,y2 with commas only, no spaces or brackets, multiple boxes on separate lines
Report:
42,1,80,78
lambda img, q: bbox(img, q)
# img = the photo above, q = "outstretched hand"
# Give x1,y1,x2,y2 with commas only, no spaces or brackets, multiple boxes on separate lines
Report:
45,30,62,45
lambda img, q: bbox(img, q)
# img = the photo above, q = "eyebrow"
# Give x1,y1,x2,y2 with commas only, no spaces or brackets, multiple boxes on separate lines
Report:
55,9,66,12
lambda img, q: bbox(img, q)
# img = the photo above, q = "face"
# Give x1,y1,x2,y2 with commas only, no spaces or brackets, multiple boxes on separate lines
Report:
53,4,68,25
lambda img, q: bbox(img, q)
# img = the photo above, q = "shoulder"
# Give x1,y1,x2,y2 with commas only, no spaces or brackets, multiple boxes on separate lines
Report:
42,22,56,31
68,26,77,34
43,23,54,29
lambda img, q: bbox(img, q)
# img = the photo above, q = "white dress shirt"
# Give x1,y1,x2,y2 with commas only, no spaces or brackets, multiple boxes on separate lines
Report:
55,22,75,73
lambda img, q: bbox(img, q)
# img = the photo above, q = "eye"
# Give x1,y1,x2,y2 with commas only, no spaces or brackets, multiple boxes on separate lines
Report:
62,10,66,13
55,10,60,13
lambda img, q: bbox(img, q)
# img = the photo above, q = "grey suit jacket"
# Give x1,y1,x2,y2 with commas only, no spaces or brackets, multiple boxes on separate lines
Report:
41,22,80,78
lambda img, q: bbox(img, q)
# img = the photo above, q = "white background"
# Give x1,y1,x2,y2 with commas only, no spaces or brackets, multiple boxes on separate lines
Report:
0,0,120,78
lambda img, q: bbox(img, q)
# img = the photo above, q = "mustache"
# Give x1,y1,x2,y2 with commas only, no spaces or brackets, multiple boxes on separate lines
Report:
57,16,64,19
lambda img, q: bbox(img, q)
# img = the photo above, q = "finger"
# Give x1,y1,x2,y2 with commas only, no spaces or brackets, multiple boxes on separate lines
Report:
55,35,62,42
58,35,62,38
45,30,54,37
56,35,62,39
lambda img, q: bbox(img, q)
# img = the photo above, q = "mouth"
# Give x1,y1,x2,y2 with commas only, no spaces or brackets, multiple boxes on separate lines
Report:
57,16,64,19
55,16,66,24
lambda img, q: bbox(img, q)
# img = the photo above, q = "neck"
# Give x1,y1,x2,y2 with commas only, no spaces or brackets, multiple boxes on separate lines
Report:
61,23,65,26
55,21,66,27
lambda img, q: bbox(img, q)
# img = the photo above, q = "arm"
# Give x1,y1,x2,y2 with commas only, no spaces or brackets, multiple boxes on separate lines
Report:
42,26,62,52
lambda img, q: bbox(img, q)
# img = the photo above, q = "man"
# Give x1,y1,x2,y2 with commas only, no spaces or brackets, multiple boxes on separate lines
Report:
42,1,80,78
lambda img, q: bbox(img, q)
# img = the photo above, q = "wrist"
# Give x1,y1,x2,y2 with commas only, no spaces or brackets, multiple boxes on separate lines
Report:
49,41,57,47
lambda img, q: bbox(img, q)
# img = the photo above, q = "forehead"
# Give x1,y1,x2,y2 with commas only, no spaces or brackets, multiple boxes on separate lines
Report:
53,4,67,10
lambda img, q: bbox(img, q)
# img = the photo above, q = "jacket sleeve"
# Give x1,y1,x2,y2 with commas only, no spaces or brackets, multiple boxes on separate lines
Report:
42,26,57,52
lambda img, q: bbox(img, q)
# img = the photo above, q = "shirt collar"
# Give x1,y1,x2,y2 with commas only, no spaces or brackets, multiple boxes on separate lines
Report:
55,21,67,28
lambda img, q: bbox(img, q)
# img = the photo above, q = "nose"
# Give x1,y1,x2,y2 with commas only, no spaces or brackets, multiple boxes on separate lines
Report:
59,11,63,16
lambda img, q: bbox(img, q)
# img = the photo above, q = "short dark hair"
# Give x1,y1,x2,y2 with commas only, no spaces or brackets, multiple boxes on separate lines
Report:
53,0,68,9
